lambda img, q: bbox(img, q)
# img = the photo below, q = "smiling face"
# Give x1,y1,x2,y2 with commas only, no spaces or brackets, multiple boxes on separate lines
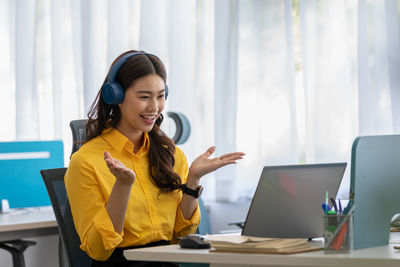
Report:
116,74,166,143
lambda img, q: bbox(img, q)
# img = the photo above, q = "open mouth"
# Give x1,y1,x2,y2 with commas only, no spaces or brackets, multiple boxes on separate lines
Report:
140,115,157,124
141,115,156,120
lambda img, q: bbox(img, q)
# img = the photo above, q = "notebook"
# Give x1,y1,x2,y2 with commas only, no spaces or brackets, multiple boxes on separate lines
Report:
242,163,347,239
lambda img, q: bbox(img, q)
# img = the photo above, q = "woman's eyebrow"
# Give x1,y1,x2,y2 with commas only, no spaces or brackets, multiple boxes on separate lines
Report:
136,90,152,94
136,89,166,94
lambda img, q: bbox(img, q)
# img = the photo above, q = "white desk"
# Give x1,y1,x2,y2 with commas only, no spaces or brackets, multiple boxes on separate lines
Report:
124,234,400,267
0,206,58,242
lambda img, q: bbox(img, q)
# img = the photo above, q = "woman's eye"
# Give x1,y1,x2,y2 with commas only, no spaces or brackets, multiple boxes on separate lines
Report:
139,96,149,99
158,94,165,99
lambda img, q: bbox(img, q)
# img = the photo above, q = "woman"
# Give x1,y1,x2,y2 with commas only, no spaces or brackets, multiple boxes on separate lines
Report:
65,50,244,266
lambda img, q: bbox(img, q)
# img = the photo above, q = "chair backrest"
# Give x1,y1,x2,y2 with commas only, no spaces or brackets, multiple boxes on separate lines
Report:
40,168,92,267
69,119,87,157
166,111,191,145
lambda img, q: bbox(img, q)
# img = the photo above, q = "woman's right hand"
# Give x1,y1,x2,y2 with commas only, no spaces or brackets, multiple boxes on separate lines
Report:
104,151,136,185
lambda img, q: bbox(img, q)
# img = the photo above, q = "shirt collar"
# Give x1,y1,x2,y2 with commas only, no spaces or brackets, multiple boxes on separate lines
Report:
101,127,150,154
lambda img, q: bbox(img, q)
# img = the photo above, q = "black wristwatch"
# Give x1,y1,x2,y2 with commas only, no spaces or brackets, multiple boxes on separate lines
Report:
182,184,203,199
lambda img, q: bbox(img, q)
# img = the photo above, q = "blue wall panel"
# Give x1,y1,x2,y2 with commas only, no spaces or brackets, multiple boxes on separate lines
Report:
0,141,64,208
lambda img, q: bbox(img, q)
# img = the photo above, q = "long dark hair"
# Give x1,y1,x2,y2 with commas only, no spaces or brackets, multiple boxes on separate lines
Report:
86,50,182,192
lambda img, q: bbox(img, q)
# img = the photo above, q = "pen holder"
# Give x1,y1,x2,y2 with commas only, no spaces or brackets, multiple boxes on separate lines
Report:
323,213,353,253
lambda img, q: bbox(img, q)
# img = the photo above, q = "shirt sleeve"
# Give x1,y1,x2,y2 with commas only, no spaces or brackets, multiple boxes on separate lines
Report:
174,202,201,236
65,152,123,261
172,147,201,236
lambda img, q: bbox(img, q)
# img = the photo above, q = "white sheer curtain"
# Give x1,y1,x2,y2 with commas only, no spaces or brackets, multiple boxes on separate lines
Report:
214,0,239,201
299,0,400,199
1,0,400,201
1,0,85,156
298,0,358,198
358,0,400,135
213,0,400,200
212,0,300,201
233,0,300,200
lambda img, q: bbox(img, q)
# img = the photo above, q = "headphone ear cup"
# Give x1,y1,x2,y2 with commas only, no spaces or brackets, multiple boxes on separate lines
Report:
165,84,169,100
102,82,125,105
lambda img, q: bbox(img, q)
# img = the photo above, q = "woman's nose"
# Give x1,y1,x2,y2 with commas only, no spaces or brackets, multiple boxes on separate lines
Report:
148,98,158,111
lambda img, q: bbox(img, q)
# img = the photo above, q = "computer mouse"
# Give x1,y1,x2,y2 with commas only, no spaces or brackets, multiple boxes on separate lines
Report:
179,234,211,249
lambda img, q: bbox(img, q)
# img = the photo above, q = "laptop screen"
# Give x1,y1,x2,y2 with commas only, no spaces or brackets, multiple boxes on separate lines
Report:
242,163,347,239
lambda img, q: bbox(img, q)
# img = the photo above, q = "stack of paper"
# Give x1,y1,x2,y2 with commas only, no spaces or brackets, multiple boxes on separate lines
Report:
205,233,322,254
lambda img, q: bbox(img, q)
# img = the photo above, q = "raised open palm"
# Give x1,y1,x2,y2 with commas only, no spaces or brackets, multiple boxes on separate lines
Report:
104,151,136,185
188,146,245,180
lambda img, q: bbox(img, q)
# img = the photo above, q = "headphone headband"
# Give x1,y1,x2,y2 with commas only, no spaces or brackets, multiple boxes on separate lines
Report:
106,51,146,83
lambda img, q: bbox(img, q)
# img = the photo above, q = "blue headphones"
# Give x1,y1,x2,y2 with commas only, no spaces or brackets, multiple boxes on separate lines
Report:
101,51,169,105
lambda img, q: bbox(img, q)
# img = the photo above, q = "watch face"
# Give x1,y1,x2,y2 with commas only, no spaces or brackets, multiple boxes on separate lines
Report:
197,186,203,198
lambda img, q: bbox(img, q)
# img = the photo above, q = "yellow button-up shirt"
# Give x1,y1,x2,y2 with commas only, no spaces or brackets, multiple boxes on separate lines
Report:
65,128,200,260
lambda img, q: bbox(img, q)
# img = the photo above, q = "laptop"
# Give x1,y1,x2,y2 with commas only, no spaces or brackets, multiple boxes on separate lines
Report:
242,163,347,239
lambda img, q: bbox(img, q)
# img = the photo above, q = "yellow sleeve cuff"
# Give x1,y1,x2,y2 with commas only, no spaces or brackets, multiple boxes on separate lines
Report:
174,203,201,235
93,208,124,250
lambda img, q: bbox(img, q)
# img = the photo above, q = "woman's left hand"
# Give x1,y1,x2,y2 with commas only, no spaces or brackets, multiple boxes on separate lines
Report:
188,146,245,182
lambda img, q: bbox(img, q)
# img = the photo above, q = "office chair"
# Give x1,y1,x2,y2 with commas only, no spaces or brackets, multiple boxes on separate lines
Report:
166,111,191,145
69,119,87,157
0,240,36,267
40,168,92,267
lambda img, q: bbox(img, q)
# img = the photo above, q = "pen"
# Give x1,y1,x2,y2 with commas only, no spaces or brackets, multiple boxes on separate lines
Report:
344,202,355,215
321,203,331,213
343,200,354,214
325,191,329,214
330,197,338,212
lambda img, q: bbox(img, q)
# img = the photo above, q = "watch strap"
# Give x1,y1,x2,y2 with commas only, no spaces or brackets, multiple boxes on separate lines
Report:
182,184,203,199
